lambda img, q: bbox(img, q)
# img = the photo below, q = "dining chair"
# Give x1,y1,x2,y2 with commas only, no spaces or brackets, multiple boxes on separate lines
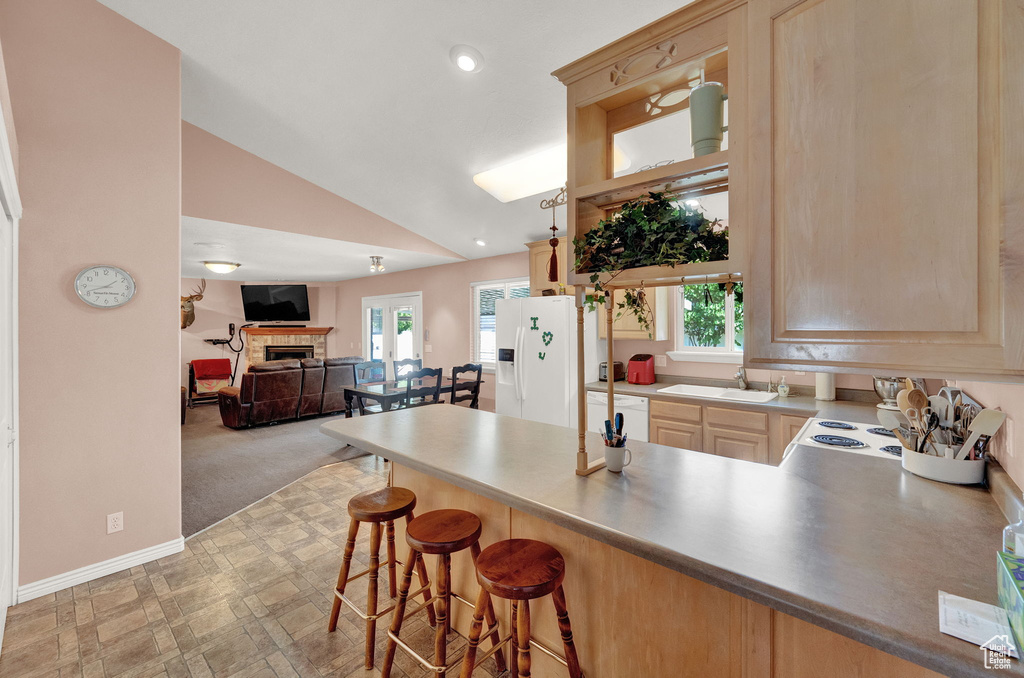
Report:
450,363,483,409
392,358,422,381
353,361,386,415
402,367,443,408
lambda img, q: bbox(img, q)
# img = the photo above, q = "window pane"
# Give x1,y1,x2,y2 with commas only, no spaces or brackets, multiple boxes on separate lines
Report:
394,307,414,360
733,283,744,349
369,307,384,361
477,286,505,363
509,284,531,299
682,284,726,348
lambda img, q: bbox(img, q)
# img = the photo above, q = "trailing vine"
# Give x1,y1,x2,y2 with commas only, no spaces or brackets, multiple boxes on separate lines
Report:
573,191,728,336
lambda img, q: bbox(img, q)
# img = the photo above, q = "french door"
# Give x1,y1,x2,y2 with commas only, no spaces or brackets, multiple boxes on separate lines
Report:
361,293,423,377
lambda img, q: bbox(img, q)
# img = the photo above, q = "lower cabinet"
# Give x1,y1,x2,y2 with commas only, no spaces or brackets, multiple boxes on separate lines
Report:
706,427,769,464
650,398,807,466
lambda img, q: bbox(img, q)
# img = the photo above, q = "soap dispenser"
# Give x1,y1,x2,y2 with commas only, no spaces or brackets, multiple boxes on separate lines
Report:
777,376,790,398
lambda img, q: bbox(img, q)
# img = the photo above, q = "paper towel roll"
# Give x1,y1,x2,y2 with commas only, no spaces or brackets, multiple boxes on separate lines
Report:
815,373,836,401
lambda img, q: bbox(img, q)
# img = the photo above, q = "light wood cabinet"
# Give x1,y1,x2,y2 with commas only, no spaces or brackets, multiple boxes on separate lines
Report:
596,287,670,341
745,0,1024,380
649,397,802,466
526,237,574,297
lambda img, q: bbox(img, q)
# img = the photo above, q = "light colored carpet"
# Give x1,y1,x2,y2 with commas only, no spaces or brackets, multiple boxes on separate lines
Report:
181,403,368,537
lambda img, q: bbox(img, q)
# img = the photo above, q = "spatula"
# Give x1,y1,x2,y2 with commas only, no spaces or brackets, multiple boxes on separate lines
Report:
955,409,1007,460
877,409,915,450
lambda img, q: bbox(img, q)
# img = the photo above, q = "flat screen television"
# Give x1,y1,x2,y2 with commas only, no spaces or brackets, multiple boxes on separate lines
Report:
240,284,311,322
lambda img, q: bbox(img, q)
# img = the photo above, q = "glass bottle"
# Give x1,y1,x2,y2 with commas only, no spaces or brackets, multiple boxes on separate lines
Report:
1003,497,1024,554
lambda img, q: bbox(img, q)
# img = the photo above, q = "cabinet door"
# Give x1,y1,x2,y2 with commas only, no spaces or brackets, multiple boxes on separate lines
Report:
706,426,769,464
598,286,669,341
528,238,573,296
745,0,1024,380
652,420,704,452
772,414,809,466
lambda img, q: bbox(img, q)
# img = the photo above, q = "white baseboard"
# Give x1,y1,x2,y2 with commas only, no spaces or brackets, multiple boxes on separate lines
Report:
16,536,185,603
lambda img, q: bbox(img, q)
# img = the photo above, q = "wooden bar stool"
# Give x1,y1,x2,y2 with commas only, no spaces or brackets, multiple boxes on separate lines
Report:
382,510,507,677
327,486,436,670
460,539,583,678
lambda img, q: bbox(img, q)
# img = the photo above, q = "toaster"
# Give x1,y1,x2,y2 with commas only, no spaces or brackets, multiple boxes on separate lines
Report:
599,361,625,382
627,354,656,385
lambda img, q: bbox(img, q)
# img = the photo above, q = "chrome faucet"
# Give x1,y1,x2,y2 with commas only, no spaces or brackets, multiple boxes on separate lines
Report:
735,366,748,390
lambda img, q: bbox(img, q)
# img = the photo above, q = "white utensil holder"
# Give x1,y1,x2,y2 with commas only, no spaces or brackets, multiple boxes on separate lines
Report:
901,447,985,484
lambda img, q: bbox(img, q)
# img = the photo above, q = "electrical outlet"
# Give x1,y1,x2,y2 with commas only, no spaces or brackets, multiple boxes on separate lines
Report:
425,345,433,353
107,512,123,534
655,354,667,367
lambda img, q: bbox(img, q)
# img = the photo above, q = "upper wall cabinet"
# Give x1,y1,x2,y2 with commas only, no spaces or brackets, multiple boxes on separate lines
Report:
553,0,749,290
744,0,1024,380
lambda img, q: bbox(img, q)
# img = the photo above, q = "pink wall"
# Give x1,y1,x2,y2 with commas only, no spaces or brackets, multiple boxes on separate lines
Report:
334,252,530,410
180,277,340,385
182,122,463,260
1,0,182,584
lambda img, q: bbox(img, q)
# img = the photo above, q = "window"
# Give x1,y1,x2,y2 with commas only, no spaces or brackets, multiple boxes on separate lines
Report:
668,282,743,363
471,279,530,368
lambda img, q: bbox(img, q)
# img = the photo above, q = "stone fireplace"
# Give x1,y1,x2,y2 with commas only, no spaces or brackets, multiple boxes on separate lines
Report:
242,327,333,369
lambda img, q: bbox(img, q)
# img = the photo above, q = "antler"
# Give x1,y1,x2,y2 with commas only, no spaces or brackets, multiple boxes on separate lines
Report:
181,278,207,301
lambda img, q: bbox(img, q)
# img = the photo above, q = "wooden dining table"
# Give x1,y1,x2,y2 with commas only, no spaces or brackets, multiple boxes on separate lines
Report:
343,376,483,416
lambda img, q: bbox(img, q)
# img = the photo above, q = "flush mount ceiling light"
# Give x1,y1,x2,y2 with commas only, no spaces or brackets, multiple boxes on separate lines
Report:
203,261,240,274
369,256,386,273
450,44,484,73
473,143,630,203
474,239,487,247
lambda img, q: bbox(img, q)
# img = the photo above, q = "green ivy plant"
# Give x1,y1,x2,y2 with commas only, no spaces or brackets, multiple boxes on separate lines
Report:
573,191,728,335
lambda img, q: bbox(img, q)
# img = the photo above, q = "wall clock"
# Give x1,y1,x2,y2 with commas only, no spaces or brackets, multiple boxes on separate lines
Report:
74,265,136,308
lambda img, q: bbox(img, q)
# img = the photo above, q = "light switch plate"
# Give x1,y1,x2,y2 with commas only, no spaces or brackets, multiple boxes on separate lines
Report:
655,355,667,367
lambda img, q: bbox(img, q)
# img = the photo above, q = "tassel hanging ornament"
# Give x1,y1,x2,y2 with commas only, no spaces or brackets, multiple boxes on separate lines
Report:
539,186,568,284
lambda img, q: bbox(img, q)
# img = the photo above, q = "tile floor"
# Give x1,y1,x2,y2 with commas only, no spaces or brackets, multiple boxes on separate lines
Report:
0,457,503,678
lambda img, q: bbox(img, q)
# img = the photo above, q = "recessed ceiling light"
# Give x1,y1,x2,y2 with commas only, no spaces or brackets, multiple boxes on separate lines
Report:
203,261,240,274
193,241,225,249
473,143,630,203
474,239,487,247
450,45,484,73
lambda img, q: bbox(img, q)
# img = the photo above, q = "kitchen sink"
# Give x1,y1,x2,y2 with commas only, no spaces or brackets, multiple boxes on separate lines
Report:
656,384,727,398
718,389,779,403
656,384,779,403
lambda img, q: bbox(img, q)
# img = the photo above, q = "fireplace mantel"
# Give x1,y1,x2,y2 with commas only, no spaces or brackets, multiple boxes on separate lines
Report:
242,326,334,336
242,327,334,367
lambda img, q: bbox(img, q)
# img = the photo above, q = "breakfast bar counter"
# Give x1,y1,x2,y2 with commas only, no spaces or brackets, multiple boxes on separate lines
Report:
320,406,1017,677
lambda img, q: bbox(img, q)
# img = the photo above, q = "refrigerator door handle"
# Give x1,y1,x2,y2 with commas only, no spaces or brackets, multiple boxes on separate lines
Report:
516,324,526,402
513,326,522,403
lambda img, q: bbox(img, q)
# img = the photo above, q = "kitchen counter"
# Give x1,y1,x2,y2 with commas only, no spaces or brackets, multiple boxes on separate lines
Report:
321,406,1018,677
585,379,882,424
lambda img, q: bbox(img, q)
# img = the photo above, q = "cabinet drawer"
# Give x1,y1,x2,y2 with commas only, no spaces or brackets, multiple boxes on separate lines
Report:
650,399,702,424
706,427,769,465
706,406,768,433
652,420,703,452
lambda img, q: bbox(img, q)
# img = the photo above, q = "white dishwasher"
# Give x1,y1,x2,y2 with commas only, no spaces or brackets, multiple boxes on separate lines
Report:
586,391,649,443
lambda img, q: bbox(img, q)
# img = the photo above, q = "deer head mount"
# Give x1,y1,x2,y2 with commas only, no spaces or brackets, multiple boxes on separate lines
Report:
180,279,206,329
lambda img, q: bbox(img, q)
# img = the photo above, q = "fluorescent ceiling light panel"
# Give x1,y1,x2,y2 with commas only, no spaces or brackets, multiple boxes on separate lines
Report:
473,143,630,203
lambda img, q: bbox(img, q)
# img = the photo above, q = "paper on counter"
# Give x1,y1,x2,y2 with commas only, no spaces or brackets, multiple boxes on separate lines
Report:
939,591,1019,658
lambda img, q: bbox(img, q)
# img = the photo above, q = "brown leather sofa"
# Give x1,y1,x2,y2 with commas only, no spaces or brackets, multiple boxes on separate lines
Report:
218,356,363,429
321,356,362,415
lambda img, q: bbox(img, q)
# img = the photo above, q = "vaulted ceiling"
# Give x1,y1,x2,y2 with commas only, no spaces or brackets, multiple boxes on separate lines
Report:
98,0,693,276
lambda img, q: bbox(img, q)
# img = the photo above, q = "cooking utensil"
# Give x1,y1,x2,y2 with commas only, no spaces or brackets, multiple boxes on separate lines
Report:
907,386,929,414
896,389,915,429
929,395,952,426
955,409,1007,460
918,412,940,455
877,409,915,449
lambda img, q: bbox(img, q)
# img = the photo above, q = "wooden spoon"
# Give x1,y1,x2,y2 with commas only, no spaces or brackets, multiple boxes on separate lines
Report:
907,387,930,415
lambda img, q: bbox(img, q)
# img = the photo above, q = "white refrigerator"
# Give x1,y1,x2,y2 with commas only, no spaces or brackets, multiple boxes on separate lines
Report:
495,296,599,427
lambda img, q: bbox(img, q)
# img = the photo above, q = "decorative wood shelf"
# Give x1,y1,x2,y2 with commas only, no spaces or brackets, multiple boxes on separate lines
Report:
242,327,334,336
571,260,739,289
576,151,729,208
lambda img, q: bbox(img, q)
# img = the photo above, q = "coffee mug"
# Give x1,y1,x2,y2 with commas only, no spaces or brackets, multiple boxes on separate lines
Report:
605,447,632,473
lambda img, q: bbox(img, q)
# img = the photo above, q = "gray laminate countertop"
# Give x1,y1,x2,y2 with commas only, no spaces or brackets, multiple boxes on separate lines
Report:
320,407,1016,677
584,380,883,424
